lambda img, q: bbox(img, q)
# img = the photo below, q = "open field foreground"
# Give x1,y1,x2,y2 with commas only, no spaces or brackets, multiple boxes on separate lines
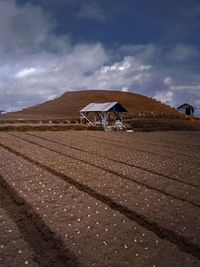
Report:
0,131,200,266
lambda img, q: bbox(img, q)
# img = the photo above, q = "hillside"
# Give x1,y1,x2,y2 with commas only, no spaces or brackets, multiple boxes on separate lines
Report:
0,90,183,121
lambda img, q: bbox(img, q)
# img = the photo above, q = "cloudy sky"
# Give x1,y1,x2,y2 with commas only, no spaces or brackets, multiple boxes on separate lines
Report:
0,0,200,114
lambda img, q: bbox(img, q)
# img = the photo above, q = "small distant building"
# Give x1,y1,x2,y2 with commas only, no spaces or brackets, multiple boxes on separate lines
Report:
80,102,127,127
177,103,197,116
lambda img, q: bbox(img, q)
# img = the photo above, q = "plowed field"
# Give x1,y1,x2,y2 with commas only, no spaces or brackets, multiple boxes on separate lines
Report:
0,130,200,266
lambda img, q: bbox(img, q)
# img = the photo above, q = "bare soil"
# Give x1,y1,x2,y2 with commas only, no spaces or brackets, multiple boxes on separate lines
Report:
0,130,200,266
0,182,72,267
125,118,200,131
0,124,102,132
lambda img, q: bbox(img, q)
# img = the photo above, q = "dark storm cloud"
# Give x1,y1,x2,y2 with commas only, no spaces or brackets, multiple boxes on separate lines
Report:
0,0,54,52
15,0,200,45
77,2,106,22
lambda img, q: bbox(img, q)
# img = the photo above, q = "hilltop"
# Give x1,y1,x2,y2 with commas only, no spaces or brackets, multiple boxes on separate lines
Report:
0,90,182,121
1,90,200,131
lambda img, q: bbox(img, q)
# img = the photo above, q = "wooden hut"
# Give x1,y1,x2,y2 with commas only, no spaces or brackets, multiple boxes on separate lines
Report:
177,103,197,116
80,102,127,127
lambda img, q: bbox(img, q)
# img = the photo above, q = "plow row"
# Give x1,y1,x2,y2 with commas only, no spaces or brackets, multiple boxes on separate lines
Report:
0,131,199,266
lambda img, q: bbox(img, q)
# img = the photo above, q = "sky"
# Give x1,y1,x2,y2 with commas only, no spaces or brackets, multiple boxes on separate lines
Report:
0,0,200,115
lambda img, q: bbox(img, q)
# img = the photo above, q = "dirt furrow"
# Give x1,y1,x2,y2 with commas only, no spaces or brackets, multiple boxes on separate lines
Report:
74,131,200,161
0,177,68,267
30,131,200,187
30,131,200,162
12,132,200,207
0,135,200,261
79,130,200,150
1,147,198,266
26,132,199,189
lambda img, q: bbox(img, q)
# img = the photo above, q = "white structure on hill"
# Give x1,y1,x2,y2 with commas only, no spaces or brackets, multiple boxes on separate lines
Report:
177,103,197,116
80,102,127,127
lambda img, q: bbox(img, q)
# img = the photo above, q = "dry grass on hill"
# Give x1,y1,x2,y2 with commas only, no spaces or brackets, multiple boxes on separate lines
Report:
1,90,200,131
0,90,182,120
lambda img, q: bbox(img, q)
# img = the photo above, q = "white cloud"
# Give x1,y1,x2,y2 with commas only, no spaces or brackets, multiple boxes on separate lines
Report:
0,42,109,109
121,87,128,92
47,94,58,101
15,68,36,78
163,77,172,86
138,65,151,71
117,43,200,71
171,84,200,92
154,91,174,106
81,56,153,91
168,44,199,62
117,44,160,63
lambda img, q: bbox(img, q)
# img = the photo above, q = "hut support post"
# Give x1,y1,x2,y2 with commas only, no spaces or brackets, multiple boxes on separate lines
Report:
94,112,97,125
95,112,104,125
80,112,94,126
114,112,123,122
97,112,103,120
102,112,109,127
119,112,123,122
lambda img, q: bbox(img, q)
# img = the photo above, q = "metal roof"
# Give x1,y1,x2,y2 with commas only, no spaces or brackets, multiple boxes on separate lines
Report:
80,102,127,112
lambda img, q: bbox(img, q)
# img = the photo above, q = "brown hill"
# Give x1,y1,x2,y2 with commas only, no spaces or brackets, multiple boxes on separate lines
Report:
0,90,183,121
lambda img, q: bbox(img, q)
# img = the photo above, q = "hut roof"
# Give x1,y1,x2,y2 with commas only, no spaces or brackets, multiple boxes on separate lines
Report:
177,103,197,110
80,102,127,112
